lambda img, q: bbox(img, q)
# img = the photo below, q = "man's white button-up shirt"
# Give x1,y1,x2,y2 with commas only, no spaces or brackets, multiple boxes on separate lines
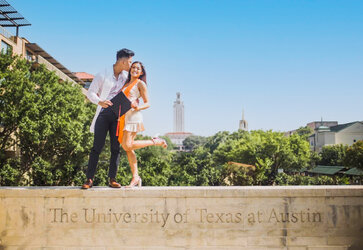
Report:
87,68,128,105
87,67,129,133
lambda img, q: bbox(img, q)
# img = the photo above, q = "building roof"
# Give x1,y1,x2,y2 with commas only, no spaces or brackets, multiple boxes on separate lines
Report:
0,0,30,36
25,43,83,85
308,121,338,124
298,168,308,173
308,165,345,175
165,132,193,135
329,121,362,132
317,126,331,132
344,168,363,176
0,0,31,27
74,72,94,80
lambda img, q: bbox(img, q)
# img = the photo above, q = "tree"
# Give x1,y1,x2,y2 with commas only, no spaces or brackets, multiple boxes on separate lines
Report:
295,126,313,140
169,145,223,186
202,131,229,153
318,144,347,166
169,151,197,186
274,173,350,185
213,130,311,185
0,51,94,186
345,140,363,170
135,135,173,186
221,162,255,186
183,135,207,151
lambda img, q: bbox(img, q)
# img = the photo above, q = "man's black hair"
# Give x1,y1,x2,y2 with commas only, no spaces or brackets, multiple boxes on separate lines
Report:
116,48,135,61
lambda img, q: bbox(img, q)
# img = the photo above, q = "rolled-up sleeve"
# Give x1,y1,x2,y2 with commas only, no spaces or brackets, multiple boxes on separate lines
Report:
86,73,103,105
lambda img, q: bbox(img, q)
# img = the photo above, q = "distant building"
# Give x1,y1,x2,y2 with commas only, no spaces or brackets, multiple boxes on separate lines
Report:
239,109,248,131
309,121,363,152
74,72,94,89
164,132,193,150
285,120,338,137
173,92,184,132
307,121,338,130
165,92,192,150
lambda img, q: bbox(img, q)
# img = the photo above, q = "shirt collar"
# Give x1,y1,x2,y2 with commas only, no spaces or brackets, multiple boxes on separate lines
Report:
121,70,129,80
112,68,128,81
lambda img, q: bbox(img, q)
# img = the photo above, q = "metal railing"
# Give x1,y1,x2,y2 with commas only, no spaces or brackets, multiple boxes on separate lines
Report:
0,25,16,43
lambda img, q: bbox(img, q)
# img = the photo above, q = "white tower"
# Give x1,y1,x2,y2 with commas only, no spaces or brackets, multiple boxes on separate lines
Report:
239,109,248,131
173,92,184,132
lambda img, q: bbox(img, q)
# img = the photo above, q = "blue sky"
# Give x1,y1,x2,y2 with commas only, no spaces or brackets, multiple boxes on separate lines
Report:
9,0,363,136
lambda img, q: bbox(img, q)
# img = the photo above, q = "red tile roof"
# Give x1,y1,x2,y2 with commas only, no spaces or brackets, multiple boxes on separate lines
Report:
74,72,94,80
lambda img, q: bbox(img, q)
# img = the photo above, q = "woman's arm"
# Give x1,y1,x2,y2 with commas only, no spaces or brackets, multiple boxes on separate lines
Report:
135,80,150,111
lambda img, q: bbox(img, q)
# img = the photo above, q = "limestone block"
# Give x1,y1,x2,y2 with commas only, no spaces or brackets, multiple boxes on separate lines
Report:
0,186,362,249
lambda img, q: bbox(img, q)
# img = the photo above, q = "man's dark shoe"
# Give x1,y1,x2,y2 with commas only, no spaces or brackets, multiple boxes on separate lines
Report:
109,178,121,188
82,179,93,189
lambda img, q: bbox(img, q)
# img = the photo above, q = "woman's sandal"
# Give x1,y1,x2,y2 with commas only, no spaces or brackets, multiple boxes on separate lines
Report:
126,175,142,188
152,137,168,148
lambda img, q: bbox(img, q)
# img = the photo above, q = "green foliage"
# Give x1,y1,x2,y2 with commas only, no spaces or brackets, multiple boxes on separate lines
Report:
318,144,348,166
213,130,311,185
0,158,22,186
295,126,313,140
275,173,350,185
221,163,254,186
169,146,222,186
344,140,363,170
310,151,321,168
161,135,175,150
136,135,173,186
203,131,229,153
0,51,94,186
183,135,207,151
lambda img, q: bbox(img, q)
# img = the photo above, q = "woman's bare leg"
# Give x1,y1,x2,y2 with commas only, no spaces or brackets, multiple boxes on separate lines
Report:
126,150,138,177
129,139,154,150
122,134,166,151
122,131,167,186
123,131,138,178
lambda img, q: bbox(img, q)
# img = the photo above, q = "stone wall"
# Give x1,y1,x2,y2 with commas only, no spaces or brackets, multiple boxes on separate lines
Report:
0,186,362,249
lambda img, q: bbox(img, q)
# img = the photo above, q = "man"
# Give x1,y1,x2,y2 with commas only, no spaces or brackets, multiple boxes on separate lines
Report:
82,48,135,189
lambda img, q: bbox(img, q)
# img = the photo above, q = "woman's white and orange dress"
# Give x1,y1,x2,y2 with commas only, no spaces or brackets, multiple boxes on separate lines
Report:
116,80,145,143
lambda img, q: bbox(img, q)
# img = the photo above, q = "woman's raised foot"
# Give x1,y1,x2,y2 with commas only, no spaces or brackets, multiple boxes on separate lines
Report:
152,137,167,148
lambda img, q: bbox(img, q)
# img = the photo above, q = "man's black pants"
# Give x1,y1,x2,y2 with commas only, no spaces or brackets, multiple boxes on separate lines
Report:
86,108,120,179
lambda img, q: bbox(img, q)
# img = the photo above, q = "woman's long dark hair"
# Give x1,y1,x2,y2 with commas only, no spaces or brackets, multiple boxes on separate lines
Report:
125,61,147,84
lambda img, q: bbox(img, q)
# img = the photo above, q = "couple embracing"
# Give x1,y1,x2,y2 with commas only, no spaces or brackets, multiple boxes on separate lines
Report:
82,48,167,189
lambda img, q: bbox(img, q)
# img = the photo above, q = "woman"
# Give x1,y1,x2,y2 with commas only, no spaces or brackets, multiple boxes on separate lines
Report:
118,61,167,187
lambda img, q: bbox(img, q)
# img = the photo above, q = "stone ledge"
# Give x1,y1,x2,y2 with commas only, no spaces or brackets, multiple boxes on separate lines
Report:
0,185,362,198
1,186,362,248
